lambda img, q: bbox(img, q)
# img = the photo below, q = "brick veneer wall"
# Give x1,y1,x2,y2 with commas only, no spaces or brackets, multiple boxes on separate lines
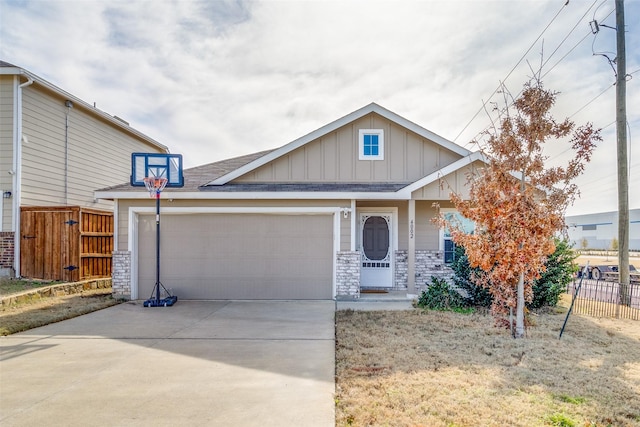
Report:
112,251,131,299
0,232,15,277
414,250,455,293
336,251,360,299
395,250,408,290
390,250,455,293
111,248,454,300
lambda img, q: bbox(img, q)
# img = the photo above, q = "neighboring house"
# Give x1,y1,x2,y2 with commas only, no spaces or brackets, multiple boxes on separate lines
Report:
98,103,485,301
566,209,640,251
0,61,169,279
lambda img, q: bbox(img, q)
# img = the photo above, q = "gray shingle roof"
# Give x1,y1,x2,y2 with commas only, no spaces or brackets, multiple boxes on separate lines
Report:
99,150,274,192
98,149,412,194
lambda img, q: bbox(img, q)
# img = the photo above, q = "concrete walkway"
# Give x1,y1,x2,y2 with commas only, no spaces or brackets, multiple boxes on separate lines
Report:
0,300,335,427
336,291,417,311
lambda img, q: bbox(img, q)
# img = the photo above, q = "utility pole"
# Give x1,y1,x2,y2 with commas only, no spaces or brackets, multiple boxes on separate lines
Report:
615,0,630,304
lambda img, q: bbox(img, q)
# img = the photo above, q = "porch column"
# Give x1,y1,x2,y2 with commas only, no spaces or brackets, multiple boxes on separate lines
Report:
408,199,416,294
350,199,356,251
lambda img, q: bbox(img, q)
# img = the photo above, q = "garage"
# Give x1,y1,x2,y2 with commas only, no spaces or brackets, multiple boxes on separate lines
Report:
137,213,335,300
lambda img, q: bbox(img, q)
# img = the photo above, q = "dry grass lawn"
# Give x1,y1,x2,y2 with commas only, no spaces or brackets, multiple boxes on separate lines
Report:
336,297,640,427
0,289,119,335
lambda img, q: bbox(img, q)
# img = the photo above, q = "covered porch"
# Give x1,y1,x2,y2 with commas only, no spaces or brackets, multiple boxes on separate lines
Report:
335,198,456,300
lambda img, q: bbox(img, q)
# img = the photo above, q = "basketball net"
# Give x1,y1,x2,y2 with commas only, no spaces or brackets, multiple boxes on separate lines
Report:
143,176,168,198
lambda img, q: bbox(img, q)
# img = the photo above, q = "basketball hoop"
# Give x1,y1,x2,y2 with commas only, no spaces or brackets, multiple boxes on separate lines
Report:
143,176,168,197
132,153,182,308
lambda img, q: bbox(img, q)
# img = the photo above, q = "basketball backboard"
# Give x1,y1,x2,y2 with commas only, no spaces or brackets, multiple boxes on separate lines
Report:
131,153,184,188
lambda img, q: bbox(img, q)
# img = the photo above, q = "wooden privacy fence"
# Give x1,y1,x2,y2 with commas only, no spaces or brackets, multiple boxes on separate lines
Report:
20,206,113,281
566,278,640,320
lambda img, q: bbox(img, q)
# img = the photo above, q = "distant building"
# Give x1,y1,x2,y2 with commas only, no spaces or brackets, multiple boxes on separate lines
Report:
565,209,640,251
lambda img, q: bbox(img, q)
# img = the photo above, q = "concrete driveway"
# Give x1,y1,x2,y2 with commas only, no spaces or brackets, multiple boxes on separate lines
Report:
0,300,335,427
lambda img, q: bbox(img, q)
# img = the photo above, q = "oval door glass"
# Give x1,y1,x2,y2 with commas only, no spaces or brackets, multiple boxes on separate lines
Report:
363,216,390,261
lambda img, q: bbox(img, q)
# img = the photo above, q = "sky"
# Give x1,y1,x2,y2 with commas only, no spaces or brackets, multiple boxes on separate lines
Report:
0,0,638,216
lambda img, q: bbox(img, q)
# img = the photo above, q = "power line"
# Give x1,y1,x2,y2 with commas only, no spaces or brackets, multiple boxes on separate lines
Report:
569,83,615,119
453,0,573,143
541,1,601,73
541,31,591,80
459,0,602,148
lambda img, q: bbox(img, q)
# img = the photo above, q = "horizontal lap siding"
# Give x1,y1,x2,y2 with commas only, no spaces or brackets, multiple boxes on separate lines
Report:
137,213,334,300
20,85,164,209
0,77,15,230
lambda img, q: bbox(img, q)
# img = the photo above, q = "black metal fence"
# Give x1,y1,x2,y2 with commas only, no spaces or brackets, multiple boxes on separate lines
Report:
566,279,640,320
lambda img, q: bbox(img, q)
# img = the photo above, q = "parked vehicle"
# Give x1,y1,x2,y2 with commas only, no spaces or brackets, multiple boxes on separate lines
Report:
577,264,639,282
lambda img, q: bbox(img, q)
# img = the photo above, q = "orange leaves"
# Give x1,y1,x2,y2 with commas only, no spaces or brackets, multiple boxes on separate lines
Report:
437,79,599,330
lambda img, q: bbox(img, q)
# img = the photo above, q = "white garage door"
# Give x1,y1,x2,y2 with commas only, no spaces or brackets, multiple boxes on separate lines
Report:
137,213,334,300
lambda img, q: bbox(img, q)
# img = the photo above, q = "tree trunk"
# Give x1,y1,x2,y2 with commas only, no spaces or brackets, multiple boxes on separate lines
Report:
515,271,525,338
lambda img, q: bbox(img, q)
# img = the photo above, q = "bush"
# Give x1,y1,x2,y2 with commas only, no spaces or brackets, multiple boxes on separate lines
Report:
416,277,466,311
530,238,578,309
450,245,493,307
451,238,577,309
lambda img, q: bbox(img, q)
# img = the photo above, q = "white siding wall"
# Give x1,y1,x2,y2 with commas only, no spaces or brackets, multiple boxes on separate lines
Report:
0,76,15,230
20,84,165,210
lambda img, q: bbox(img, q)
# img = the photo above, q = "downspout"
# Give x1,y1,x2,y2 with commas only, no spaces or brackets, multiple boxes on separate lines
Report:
13,74,34,278
64,100,73,204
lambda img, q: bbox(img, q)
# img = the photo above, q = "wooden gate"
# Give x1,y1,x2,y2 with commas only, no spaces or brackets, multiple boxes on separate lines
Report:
20,207,113,281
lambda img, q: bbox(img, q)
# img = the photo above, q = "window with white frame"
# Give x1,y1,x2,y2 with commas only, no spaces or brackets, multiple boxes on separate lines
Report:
439,210,475,263
359,129,384,160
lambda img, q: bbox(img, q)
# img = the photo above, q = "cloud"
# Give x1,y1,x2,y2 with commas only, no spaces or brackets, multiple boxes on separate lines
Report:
1,0,638,215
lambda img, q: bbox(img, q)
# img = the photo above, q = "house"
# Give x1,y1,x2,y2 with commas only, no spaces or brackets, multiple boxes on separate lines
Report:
0,61,169,279
566,209,640,251
96,103,486,300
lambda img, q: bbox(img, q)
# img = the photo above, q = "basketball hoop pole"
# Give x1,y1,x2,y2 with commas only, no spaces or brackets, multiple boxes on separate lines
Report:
142,176,176,307
154,187,161,303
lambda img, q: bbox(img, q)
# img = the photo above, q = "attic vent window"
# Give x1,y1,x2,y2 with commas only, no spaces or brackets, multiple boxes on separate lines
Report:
359,129,384,160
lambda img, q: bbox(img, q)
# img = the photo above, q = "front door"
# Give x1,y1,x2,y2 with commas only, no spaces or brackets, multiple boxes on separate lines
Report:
360,213,392,287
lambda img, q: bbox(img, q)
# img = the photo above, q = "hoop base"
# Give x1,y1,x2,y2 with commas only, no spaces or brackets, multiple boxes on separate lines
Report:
143,295,178,307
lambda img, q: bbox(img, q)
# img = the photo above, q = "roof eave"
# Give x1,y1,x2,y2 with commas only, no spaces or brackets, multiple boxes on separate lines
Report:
95,190,412,201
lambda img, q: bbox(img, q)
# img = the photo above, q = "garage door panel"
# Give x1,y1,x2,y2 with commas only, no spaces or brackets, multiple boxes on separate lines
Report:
138,213,333,300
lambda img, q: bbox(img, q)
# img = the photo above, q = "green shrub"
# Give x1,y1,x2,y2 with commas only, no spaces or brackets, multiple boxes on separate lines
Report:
530,238,578,309
416,277,466,310
451,238,577,309
450,245,493,307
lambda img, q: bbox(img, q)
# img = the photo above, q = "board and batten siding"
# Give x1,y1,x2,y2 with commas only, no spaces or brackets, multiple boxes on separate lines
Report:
19,84,165,211
411,160,481,201
234,113,463,183
116,198,353,252
0,76,15,231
